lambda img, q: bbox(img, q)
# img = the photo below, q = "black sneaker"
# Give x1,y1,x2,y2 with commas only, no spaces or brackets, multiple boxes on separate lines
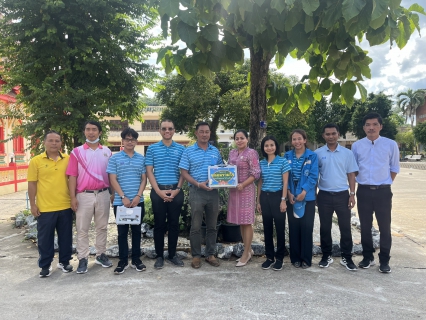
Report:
358,257,375,269
261,259,275,270
39,266,52,278
318,255,333,268
154,257,164,269
131,259,146,272
167,255,184,267
272,260,283,271
95,253,113,268
57,262,73,273
379,262,391,273
114,260,129,275
76,258,88,274
340,257,357,271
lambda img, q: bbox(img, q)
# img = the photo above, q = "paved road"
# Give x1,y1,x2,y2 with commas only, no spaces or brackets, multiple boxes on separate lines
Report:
0,168,425,319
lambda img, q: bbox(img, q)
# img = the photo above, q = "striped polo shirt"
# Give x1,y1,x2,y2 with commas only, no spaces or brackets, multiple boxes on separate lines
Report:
260,156,291,192
179,142,223,185
106,150,146,206
145,140,185,185
66,143,111,193
291,152,305,180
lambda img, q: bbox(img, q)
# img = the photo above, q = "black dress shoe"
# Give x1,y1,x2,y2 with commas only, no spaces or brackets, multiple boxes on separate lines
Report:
292,262,301,268
302,262,311,269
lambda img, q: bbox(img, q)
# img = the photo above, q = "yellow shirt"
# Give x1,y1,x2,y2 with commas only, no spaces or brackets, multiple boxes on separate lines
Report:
27,152,71,212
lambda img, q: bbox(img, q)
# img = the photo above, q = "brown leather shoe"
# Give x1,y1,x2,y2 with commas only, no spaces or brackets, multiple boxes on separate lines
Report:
191,257,201,269
205,255,220,267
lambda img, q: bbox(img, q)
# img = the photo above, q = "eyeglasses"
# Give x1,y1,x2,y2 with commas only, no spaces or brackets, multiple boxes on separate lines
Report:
161,127,174,131
123,138,137,143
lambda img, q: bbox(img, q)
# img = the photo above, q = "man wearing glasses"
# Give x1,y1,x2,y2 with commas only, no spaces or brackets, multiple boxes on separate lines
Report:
146,120,185,269
106,128,147,274
352,113,400,273
179,122,223,269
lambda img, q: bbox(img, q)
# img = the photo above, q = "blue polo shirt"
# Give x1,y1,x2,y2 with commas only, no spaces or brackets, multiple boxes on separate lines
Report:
179,142,223,185
291,152,305,180
259,156,291,192
106,150,146,205
315,144,359,192
145,140,185,185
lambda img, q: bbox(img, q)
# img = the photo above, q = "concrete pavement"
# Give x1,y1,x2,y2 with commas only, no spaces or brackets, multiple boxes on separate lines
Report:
0,168,425,319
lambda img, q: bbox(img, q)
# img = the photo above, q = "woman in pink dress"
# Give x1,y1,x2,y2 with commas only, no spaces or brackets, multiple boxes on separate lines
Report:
227,129,261,267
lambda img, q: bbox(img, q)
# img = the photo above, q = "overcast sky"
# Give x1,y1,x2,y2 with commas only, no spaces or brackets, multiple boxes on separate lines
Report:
146,0,426,100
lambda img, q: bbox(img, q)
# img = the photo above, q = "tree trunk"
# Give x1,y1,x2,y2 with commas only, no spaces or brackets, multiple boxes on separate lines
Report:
248,48,272,151
210,105,223,147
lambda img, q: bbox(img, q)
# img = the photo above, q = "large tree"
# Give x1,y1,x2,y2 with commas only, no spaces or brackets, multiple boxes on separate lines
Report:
396,88,426,128
413,122,426,147
153,0,424,149
0,0,158,154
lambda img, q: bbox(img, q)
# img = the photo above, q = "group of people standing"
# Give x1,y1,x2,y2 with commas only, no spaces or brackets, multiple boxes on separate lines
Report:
28,111,399,278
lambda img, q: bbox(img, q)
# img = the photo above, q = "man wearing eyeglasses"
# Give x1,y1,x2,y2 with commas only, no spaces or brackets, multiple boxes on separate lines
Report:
179,122,223,269
106,128,147,274
145,120,185,269
352,112,400,273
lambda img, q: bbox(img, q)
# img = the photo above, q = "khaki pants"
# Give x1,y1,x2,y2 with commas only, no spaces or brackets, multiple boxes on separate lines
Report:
75,191,110,260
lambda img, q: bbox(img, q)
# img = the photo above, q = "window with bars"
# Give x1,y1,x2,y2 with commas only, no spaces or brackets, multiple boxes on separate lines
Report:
142,120,160,132
109,120,129,131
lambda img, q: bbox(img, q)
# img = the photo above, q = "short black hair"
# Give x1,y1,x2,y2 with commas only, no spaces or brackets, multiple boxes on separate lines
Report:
195,122,211,131
363,112,383,125
234,129,248,140
322,123,340,133
84,120,102,132
44,130,61,141
260,135,279,158
120,127,138,140
160,119,174,127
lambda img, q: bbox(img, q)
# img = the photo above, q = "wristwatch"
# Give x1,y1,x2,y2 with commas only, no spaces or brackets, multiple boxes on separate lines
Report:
176,187,182,190
120,195,125,199
349,192,355,196
137,194,142,198
281,197,288,201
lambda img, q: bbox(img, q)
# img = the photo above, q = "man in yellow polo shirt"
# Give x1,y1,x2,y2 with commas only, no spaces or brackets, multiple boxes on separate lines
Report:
28,131,73,278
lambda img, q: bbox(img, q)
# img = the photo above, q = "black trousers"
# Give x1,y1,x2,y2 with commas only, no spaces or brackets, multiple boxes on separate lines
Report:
287,200,315,265
113,203,144,261
356,185,392,263
259,190,286,261
317,190,353,259
151,189,184,258
37,208,73,269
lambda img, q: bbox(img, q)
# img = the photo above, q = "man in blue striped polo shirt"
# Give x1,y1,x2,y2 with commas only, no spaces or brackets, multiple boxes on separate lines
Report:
179,122,223,269
146,119,185,269
315,124,359,271
107,128,147,274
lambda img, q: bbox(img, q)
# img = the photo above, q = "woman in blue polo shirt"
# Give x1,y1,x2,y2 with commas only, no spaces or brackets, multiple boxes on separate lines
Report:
257,135,290,271
284,129,318,269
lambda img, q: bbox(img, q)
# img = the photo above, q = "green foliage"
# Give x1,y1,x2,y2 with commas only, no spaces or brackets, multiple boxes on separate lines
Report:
396,129,416,155
0,0,159,154
414,122,426,146
397,89,426,128
153,0,423,149
142,196,155,226
350,92,398,140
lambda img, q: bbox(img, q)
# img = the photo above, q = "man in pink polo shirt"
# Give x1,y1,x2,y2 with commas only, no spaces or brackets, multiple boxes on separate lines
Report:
66,120,112,274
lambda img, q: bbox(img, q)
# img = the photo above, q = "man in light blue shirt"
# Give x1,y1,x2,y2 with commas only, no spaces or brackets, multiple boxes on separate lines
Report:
179,122,223,269
315,124,358,271
352,112,400,273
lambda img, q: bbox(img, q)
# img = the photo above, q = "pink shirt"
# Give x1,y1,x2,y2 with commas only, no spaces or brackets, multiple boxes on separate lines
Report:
66,143,111,193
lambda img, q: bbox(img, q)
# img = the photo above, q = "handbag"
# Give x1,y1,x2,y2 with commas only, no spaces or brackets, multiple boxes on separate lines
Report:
116,206,141,225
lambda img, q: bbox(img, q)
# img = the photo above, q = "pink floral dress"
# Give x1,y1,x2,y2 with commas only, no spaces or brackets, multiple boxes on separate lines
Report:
226,148,261,225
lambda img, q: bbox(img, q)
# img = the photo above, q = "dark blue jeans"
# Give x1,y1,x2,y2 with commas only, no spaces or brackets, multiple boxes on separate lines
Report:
113,203,145,262
37,208,73,269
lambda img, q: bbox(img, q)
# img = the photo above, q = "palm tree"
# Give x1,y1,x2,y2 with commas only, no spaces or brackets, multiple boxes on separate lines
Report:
397,89,426,128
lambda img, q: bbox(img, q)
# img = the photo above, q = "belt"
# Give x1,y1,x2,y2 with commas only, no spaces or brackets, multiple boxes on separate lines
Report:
358,184,391,190
319,190,348,195
82,187,109,193
263,190,282,195
158,184,178,190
